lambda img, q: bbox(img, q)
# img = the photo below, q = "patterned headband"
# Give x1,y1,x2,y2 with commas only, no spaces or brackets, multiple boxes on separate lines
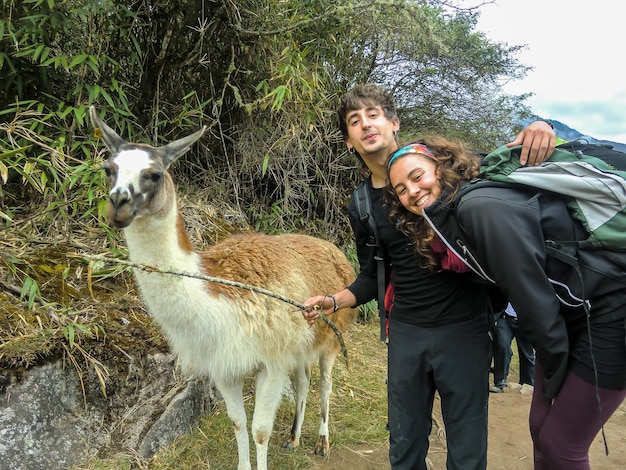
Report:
387,143,435,170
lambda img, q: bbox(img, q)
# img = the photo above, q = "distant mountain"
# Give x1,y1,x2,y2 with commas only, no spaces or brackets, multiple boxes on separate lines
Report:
526,116,626,153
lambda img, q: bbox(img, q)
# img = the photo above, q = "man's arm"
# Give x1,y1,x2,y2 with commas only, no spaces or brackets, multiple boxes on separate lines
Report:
507,120,555,167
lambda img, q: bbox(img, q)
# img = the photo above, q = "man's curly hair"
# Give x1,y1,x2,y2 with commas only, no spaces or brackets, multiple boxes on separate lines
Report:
385,135,482,270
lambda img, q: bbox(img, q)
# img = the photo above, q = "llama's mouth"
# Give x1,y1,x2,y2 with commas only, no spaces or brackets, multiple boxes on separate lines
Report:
110,218,132,229
107,202,135,228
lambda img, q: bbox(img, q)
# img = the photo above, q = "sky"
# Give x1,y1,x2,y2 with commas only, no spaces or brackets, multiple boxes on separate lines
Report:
474,0,626,143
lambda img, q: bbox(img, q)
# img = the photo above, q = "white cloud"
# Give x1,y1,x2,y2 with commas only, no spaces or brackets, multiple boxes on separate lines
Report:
476,0,626,143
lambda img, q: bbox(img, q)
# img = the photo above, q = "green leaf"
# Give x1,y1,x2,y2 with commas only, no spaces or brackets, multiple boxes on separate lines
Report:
27,281,38,309
69,53,88,69
262,153,270,176
100,88,114,107
0,146,30,159
33,44,45,61
64,324,75,348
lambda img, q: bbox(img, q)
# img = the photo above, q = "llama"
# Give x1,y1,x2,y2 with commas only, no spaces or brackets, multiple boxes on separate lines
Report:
89,107,357,470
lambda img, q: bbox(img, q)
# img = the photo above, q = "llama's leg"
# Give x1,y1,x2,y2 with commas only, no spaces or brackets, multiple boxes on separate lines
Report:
215,378,251,470
252,366,289,470
315,350,337,456
282,360,311,450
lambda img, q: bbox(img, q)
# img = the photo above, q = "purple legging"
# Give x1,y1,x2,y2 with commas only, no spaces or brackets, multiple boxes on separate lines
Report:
530,363,626,470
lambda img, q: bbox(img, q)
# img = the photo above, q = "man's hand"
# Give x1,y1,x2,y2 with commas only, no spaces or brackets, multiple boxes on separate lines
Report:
302,295,332,325
506,120,555,167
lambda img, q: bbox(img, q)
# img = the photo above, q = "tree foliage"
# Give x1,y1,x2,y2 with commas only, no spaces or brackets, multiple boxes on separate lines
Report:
0,0,533,245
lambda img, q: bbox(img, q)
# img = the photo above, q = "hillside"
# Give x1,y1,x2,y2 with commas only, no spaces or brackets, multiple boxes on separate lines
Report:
532,116,626,153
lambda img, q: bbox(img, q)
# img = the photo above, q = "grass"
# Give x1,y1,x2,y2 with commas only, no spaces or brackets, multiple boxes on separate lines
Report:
74,321,389,469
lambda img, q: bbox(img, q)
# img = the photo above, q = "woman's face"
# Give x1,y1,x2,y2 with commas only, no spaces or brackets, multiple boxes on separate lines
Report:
388,154,441,216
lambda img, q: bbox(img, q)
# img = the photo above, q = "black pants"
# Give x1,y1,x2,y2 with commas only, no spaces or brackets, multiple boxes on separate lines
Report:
387,315,491,470
493,312,535,386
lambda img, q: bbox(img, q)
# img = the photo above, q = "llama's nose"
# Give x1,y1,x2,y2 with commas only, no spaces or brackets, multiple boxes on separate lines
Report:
109,189,130,209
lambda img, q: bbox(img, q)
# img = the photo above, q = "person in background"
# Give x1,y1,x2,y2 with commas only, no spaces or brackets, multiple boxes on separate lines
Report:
302,83,555,470
490,302,535,393
386,136,626,470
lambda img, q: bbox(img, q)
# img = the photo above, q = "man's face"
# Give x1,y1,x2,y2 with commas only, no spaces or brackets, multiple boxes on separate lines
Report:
344,105,399,161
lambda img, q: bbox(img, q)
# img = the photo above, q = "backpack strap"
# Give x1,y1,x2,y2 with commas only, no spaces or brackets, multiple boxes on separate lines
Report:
355,181,388,341
557,140,626,171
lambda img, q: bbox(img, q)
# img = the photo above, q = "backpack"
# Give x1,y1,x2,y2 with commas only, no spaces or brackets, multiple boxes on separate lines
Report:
479,140,626,251
437,141,626,297
354,181,390,342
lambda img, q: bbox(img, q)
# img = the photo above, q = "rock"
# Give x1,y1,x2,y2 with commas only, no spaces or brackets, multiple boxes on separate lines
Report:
0,353,213,470
519,383,534,395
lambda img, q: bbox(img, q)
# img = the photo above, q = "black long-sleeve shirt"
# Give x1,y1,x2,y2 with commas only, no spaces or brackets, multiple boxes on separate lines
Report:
345,178,488,327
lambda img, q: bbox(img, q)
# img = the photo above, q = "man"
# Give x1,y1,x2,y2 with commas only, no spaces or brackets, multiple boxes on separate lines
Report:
304,83,554,469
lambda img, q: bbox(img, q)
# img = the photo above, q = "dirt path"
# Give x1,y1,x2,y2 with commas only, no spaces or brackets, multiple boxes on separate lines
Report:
309,384,626,469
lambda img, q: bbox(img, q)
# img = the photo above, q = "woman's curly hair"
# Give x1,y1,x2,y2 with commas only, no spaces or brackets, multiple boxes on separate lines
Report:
385,135,482,270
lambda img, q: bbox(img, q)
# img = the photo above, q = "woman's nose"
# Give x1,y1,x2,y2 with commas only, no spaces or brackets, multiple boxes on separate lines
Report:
407,182,420,196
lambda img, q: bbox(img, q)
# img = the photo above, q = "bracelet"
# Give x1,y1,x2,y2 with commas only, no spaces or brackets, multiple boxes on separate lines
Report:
327,294,339,313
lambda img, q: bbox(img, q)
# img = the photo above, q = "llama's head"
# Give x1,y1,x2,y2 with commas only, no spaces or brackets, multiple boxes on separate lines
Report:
89,106,205,228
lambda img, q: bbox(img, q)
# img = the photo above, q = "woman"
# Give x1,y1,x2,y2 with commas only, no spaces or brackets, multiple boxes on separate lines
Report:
385,137,626,470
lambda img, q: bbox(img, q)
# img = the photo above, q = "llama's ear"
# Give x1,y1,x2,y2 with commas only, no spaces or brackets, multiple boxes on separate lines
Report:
160,126,207,169
89,106,126,155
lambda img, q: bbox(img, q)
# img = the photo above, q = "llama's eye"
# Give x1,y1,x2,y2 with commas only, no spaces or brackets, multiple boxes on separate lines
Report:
149,172,163,183
103,165,113,178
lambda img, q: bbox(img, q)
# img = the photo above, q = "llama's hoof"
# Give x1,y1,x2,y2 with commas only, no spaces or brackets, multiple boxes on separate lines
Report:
281,441,297,451
314,436,329,457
